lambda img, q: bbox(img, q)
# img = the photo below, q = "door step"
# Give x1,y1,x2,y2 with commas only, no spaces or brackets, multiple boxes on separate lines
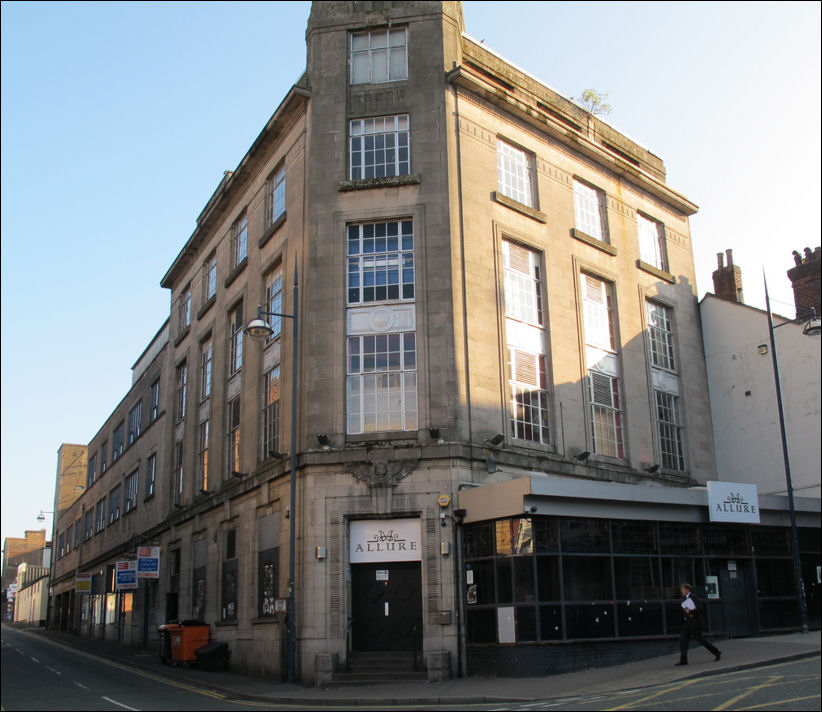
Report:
328,651,426,686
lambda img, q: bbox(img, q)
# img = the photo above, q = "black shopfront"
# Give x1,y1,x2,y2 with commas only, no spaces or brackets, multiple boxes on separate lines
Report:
458,478,821,676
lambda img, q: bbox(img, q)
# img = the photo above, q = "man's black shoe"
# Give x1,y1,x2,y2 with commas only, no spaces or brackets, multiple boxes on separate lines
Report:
675,661,688,666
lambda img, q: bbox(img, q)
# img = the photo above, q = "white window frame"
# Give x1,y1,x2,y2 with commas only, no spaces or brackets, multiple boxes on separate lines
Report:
227,397,241,474
587,370,624,459
124,470,138,513
654,389,685,471
127,401,142,445
145,453,156,499
231,213,248,269
265,166,286,228
95,500,106,534
198,419,210,492
173,441,183,506
112,422,124,461
497,139,535,208
150,379,160,422
573,179,608,243
204,252,217,301
262,366,281,459
349,114,410,180
201,338,213,400
646,301,676,372
350,27,407,85
264,267,283,341
229,303,244,376
176,361,188,421
502,240,543,326
637,213,667,271
347,220,414,304
347,332,417,434
179,283,192,332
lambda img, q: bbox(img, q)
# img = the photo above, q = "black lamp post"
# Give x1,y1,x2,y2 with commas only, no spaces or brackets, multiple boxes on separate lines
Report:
245,265,299,682
764,274,820,634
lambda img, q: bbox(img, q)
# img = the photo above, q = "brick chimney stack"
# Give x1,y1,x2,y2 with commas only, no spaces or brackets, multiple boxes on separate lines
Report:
712,248,744,304
787,246,821,319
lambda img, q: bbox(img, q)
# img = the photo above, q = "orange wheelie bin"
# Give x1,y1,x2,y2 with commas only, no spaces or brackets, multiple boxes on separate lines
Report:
168,620,210,666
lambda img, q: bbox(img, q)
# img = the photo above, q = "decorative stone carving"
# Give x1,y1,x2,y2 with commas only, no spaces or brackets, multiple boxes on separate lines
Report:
346,458,418,487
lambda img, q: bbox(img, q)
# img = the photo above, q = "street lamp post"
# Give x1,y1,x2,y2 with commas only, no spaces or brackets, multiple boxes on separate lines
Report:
245,264,299,683
764,275,820,634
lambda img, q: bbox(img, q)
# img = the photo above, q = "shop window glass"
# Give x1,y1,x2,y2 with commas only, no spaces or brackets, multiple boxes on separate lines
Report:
617,601,664,636
496,558,513,604
659,524,700,554
464,522,494,559
755,559,796,597
759,599,801,630
536,556,560,601
565,604,615,638
560,519,609,553
562,556,612,600
539,605,563,640
614,557,661,600
466,608,497,643
496,518,533,555
533,517,559,553
516,605,537,641
513,557,536,602
612,521,658,554
661,557,696,599
469,559,495,605
702,525,748,556
798,527,821,552
751,527,791,556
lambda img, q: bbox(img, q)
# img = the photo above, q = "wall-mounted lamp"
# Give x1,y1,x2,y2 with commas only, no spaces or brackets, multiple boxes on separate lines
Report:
316,434,330,447
453,508,467,523
573,451,591,462
644,464,660,474
485,433,505,446
36,510,54,523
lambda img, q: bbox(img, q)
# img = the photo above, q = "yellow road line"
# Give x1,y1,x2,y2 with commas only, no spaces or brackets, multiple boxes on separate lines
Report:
712,675,782,711
604,678,701,710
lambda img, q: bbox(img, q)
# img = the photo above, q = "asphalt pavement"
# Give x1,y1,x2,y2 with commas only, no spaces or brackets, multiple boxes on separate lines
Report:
7,624,820,707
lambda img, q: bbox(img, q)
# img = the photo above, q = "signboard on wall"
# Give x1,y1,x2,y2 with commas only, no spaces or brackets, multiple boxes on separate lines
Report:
707,481,760,523
350,519,422,563
115,561,138,590
75,573,92,593
137,546,160,579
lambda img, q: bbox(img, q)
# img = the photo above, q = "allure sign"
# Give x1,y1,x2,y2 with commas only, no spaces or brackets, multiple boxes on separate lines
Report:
707,481,760,523
350,519,422,563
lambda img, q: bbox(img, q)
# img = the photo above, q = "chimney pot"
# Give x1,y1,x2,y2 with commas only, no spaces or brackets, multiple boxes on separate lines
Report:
726,248,734,267
716,252,724,269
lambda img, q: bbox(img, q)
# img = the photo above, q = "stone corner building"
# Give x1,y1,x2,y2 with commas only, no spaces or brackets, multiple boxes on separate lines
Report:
52,1,817,685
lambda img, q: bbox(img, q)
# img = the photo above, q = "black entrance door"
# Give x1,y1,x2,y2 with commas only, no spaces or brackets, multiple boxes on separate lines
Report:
351,562,422,652
720,561,754,637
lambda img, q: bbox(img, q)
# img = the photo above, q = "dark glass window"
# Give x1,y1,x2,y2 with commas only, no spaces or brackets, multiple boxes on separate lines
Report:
614,557,660,600
756,559,796,597
534,517,559,553
618,601,663,636
562,556,612,600
466,608,496,643
659,523,700,554
464,522,494,559
513,557,535,602
565,604,615,638
539,605,563,639
702,525,748,556
751,527,790,556
536,556,560,601
759,599,800,630
496,558,513,604
516,605,537,641
496,518,533,555
560,519,609,553
661,557,696,598
470,560,495,606
612,521,657,554
798,527,821,552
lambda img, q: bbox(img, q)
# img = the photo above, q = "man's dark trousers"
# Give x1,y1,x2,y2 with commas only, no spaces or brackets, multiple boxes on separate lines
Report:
679,615,720,662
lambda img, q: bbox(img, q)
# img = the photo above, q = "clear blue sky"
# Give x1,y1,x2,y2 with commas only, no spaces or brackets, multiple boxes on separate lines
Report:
2,1,819,550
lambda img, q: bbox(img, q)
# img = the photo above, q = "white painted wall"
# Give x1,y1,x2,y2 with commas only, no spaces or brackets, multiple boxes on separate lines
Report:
701,295,821,498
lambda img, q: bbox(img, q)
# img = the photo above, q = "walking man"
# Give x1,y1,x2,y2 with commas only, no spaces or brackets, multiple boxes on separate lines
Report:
677,582,721,665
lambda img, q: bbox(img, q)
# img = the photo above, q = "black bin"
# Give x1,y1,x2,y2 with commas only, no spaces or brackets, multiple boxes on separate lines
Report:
157,624,173,664
195,641,229,671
